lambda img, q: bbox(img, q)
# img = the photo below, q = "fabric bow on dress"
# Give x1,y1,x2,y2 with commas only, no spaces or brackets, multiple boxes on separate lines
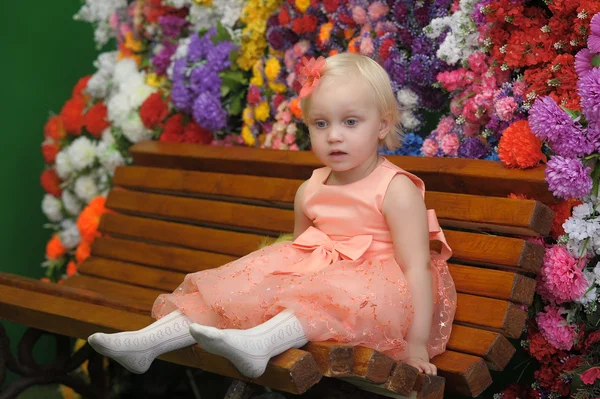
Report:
271,226,373,276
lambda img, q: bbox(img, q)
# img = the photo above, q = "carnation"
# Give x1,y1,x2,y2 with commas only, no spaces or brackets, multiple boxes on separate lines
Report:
537,245,588,303
61,190,83,216
578,67,600,124
536,305,577,350
42,194,63,223
113,59,139,85
545,156,593,199
121,113,153,143
74,175,99,203
107,92,133,125
55,151,74,180
58,219,81,250
96,141,125,175
498,120,545,168
397,88,420,110
68,136,97,171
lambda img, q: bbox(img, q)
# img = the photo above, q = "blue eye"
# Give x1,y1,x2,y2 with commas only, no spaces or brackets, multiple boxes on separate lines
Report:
346,119,358,126
315,121,327,128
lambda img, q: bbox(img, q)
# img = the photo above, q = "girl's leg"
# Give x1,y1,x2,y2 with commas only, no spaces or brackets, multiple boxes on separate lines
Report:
189,309,308,378
87,310,195,374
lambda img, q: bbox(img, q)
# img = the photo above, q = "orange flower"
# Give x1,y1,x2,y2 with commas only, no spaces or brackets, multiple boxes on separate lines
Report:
41,141,61,165
72,75,92,103
347,37,359,53
60,97,86,136
46,235,67,260
548,198,582,240
289,98,303,119
498,120,546,169
66,261,78,277
76,241,91,264
329,49,339,57
297,56,326,98
44,115,67,141
77,196,107,244
40,277,51,283
318,22,333,45
84,102,109,137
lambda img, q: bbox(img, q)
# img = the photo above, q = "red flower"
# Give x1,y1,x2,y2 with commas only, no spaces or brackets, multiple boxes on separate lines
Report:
547,199,582,240
498,120,546,169
291,15,318,34
40,169,62,197
527,330,558,363
72,75,92,103
247,86,261,105
273,94,286,111
585,330,600,351
159,114,184,142
182,121,213,144
580,367,600,385
323,0,339,13
379,38,395,62
42,141,61,165
84,102,109,137
60,97,85,136
140,92,169,129
44,115,67,141
278,7,290,26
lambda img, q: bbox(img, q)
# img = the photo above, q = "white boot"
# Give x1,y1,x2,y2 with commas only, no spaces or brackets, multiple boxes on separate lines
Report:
88,310,195,374
189,309,308,378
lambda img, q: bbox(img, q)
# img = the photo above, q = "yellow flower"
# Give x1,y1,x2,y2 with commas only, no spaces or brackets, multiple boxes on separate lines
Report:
255,101,270,122
265,57,281,81
242,125,256,146
124,31,144,52
243,107,255,126
319,22,333,44
237,0,283,70
146,72,165,88
249,60,264,86
295,0,310,12
193,0,212,5
268,81,288,93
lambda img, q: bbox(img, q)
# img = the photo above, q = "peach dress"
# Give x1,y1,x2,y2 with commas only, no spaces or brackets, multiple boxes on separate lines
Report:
152,158,457,360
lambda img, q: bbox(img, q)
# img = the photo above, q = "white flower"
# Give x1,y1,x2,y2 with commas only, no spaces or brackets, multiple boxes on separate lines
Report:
162,0,190,8
97,141,125,175
397,89,420,110
74,175,99,203
74,0,127,47
563,216,600,241
62,190,83,216
572,202,595,219
107,92,133,125
125,80,155,109
400,110,421,130
101,128,115,146
87,74,110,99
55,151,73,180
87,51,118,99
95,51,118,73
113,59,140,85
121,113,153,143
68,136,97,171
594,262,600,285
59,219,81,250
42,194,63,222
575,271,597,305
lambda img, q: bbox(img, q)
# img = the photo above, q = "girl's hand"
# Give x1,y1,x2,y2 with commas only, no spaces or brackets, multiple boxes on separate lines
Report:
402,343,437,376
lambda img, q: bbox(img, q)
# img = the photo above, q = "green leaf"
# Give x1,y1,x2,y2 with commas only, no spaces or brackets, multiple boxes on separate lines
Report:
221,85,231,97
592,54,600,68
197,28,208,38
230,96,242,115
211,21,232,44
560,106,582,121
591,161,600,197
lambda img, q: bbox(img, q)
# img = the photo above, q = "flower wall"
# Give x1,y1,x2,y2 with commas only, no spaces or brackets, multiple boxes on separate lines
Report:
40,0,600,397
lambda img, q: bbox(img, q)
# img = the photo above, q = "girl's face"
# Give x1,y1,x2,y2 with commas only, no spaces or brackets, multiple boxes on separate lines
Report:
307,75,390,173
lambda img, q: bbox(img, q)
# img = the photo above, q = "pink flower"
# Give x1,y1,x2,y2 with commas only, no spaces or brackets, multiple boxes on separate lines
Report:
292,40,311,58
289,143,300,151
462,99,481,123
279,110,292,124
495,97,518,121
537,245,588,304
575,48,597,77
468,52,488,74
581,367,600,385
440,133,459,156
284,133,296,144
352,6,367,24
588,13,600,53
513,81,528,96
272,137,282,149
450,96,464,116
368,2,389,21
286,123,297,135
436,116,454,137
536,305,577,350
360,37,374,55
422,138,438,157
298,56,326,98
437,69,468,92
463,122,480,137
109,12,119,29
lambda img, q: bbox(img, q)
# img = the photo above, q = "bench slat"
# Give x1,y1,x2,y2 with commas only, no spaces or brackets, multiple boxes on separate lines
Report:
129,141,551,201
0,276,320,394
100,206,543,272
114,166,551,236
89,236,536,305
431,351,492,397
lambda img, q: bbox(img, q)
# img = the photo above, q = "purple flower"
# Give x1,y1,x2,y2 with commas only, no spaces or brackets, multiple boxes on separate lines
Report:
171,80,193,113
578,67,600,124
188,31,212,63
458,137,488,159
545,156,593,199
588,13,600,53
408,54,432,85
413,3,431,27
411,36,432,55
394,2,409,21
206,41,237,72
158,15,188,39
152,41,178,76
190,66,221,96
528,96,582,142
192,93,227,131
575,48,596,77
587,121,600,152
385,52,408,88
172,59,187,82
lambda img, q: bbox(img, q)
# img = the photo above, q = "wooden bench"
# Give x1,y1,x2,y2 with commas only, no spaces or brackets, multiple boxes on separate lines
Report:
0,141,553,398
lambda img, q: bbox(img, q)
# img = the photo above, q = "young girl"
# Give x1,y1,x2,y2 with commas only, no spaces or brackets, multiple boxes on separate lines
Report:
88,53,456,379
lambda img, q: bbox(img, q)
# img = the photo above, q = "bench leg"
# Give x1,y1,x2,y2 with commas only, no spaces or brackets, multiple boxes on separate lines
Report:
0,323,107,399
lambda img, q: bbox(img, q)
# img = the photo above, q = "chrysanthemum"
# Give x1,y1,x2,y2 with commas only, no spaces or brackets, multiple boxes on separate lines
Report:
545,156,593,199
536,245,588,303
536,305,577,350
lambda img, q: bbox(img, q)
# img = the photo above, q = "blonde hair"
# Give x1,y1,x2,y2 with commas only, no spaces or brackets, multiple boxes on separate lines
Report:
300,53,403,151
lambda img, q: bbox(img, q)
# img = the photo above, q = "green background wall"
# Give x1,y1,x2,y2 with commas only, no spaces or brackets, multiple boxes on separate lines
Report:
1,0,100,394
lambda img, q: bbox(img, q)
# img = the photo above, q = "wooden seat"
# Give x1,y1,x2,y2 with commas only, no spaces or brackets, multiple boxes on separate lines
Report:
0,141,552,398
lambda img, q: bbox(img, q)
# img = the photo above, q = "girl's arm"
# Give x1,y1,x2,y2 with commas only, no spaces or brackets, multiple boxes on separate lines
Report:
382,175,437,376
293,180,313,240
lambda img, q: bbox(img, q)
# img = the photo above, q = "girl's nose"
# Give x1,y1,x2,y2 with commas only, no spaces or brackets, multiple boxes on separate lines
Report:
327,128,343,142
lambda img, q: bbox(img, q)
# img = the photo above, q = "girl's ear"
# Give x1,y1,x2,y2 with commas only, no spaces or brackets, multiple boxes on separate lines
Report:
378,114,392,140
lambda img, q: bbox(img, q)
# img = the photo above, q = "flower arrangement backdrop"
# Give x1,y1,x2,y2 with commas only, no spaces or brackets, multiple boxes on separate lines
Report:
40,0,600,397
